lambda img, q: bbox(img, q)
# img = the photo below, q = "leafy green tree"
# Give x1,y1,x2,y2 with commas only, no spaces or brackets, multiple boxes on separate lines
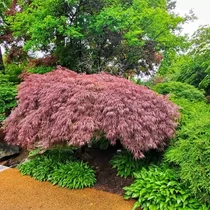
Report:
0,72,17,123
0,0,28,69
0,0,11,72
158,26,210,95
7,0,187,75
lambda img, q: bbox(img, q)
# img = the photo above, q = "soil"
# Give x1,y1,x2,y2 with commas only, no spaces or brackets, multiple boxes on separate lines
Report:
1,146,134,196
82,147,134,195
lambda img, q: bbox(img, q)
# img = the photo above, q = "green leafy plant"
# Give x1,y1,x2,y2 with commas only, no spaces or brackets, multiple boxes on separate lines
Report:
154,81,206,102
4,63,25,83
110,150,141,178
0,73,17,122
110,150,162,178
28,147,44,157
165,98,210,203
18,147,96,189
48,161,96,189
123,165,209,210
27,65,54,74
18,155,60,181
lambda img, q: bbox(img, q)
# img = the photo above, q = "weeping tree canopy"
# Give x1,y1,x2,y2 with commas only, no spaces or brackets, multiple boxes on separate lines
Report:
4,66,179,158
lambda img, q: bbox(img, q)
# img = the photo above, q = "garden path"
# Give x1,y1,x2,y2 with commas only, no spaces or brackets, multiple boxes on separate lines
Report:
0,168,135,210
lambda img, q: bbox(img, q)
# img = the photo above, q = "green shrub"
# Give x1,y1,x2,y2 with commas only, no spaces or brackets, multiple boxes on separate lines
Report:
123,165,208,210
0,73,17,122
5,63,25,83
165,98,210,203
27,66,54,74
154,81,206,102
18,147,96,189
110,150,141,178
43,146,75,162
110,150,162,178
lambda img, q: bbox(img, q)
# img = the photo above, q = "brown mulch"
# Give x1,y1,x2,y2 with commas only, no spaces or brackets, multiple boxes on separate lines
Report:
82,147,134,195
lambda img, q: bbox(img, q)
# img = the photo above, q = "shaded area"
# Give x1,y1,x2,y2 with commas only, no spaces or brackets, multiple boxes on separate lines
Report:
81,147,134,195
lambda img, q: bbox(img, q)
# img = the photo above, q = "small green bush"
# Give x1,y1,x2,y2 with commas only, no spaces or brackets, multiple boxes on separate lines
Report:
0,73,17,122
19,155,60,181
110,150,162,178
123,165,209,210
154,81,206,102
5,63,25,83
110,150,141,178
18,148,96,189
48,161,96,189
27,66,54,74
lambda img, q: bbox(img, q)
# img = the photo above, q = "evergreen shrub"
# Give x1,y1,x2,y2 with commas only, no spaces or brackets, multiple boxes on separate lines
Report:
165,98,210,203
154,81,206,102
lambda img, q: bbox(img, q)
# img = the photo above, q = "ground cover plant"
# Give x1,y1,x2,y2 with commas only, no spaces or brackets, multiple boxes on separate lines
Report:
110,149,162,178
4,66,180,159
123,164,209,210
18,147,96,189
110,150,141,178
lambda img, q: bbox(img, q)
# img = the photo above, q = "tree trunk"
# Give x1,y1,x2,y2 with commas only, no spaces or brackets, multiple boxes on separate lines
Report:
0,46,5,74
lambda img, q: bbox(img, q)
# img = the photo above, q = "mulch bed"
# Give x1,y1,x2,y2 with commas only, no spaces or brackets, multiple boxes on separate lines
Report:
82,147,134,195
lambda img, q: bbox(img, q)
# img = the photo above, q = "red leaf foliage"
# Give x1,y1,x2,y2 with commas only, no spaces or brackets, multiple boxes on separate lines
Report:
4,66,180,158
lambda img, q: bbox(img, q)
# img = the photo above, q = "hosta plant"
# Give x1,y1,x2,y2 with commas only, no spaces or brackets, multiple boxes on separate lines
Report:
110,150,141,178
48,161,96,189
19,155,60,181
4,66,180,159
110,150,162,178
18,148,96,189
123,165,209,210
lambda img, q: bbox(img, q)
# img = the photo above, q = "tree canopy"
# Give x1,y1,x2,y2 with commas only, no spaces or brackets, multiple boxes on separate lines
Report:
2,0,187,75
158,26,210,95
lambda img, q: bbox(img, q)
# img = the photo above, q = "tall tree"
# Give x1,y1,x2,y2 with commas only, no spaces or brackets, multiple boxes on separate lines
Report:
7,0,187,75
0,0,10,72
0,0,27,67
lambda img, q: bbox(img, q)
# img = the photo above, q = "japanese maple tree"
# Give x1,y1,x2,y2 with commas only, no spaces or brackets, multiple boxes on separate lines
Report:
4,66,179,158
